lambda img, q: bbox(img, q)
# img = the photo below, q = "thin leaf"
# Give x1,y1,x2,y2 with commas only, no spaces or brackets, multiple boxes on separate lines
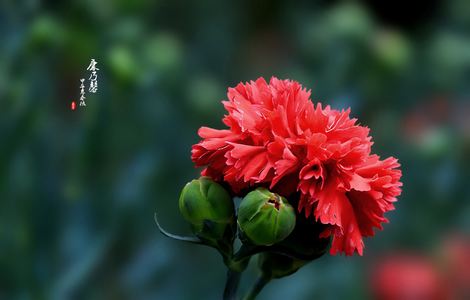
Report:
154,212,204,244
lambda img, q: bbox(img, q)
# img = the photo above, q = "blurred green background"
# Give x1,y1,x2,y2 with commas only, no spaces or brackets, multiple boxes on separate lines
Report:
1,0,469,299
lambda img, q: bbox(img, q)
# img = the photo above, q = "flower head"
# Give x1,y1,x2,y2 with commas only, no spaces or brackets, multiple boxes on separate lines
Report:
371,255,447,300
192,77,402,256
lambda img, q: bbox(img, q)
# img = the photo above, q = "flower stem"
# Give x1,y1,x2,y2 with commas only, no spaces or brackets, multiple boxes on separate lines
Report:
243,275,271,300
223,269,242,300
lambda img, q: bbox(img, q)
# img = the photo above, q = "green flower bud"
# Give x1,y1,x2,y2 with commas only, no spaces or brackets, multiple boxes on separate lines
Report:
179,177,235,242
238,188,296,246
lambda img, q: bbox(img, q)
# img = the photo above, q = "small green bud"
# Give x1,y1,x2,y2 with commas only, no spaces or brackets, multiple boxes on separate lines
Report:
179,177,235,242
238,188,296,246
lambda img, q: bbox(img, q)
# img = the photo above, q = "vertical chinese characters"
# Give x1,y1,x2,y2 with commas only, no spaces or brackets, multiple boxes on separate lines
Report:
87,58,99,93
79,78,86,106
73,58,99,110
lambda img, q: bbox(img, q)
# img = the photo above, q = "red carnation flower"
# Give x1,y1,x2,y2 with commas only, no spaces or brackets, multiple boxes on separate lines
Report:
191,77,402,256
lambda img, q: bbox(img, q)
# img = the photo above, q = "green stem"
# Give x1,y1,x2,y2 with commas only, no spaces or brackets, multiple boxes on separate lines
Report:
223,269,242,300
243,275,271,300
232,244,264,263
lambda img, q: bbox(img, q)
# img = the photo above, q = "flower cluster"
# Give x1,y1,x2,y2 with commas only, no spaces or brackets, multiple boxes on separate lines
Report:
192,77,402,256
